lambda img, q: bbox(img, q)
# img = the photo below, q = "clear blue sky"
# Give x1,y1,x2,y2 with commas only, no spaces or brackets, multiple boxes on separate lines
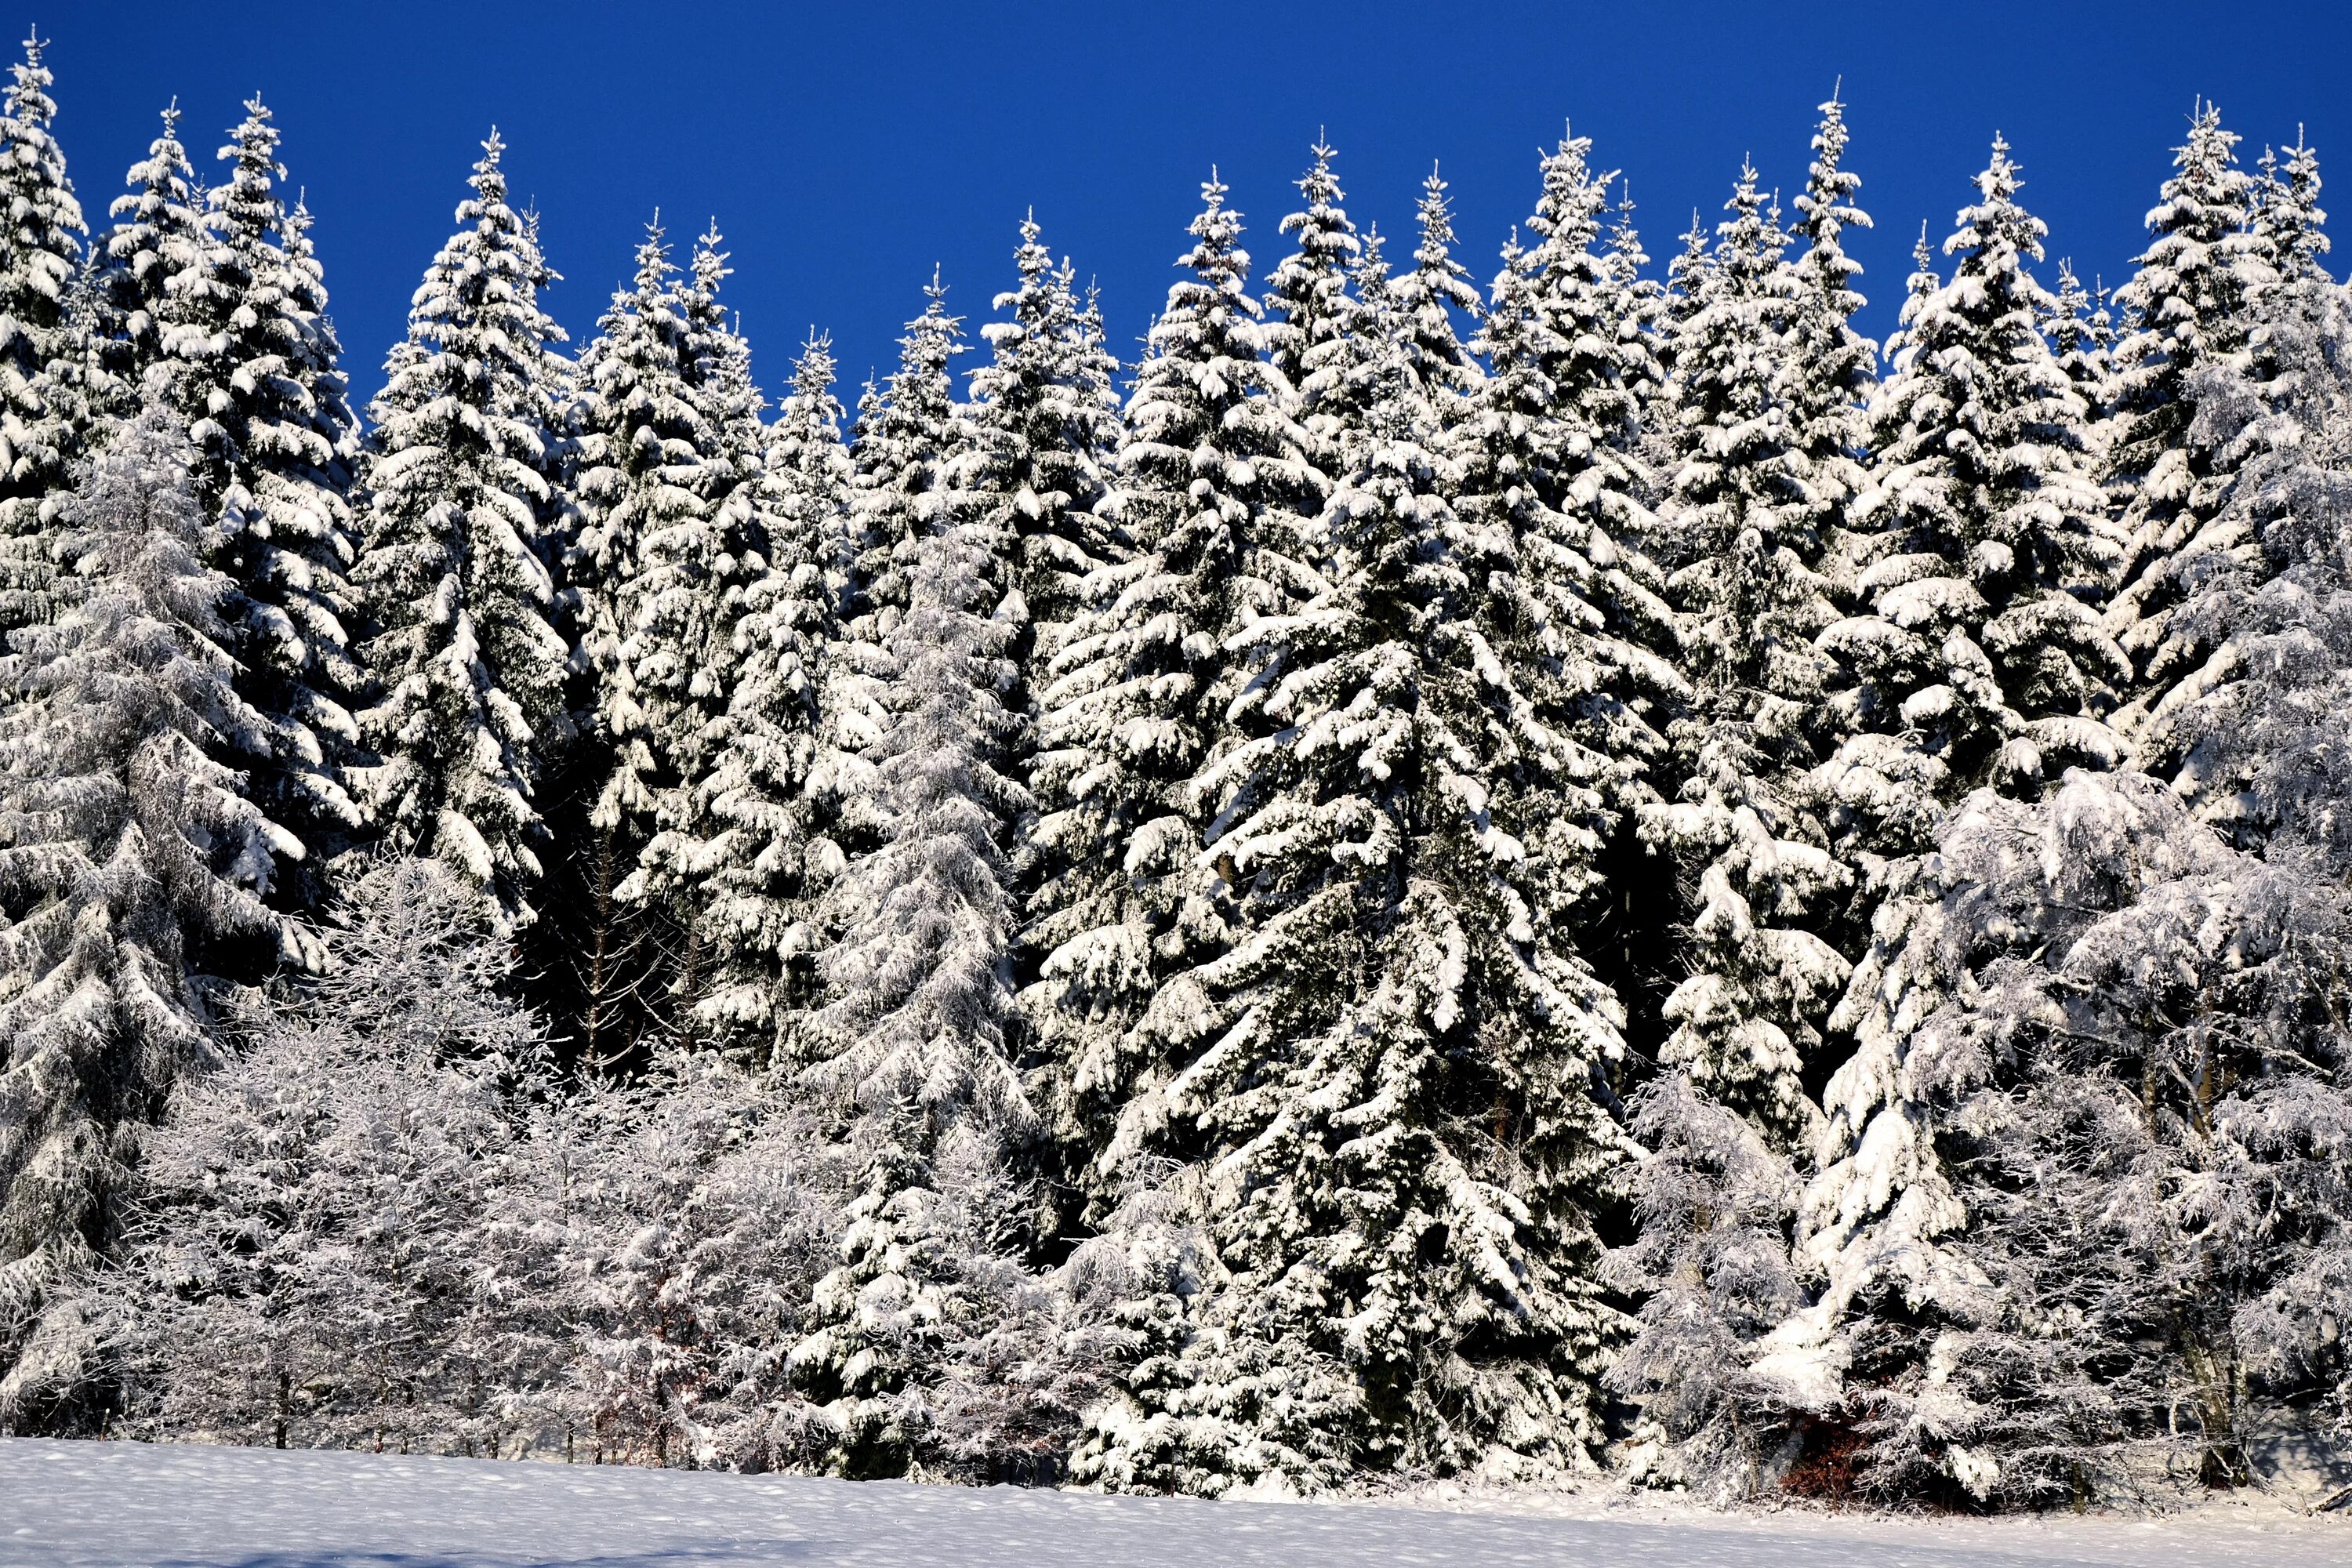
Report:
42,1,2351,409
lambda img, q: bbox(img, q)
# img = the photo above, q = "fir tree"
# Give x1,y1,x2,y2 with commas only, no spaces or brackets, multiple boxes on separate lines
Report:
1127,278,1631,1490
1261,140,1363,446
1646,157,1844,1152
351,132,572,929
1388,165,1484,414
1025,176,1319,1229
1460,126,1681,1064
683,331,844,1062
100,103,201,385
151,99,366,911
2043,260,2107,401
821,274,967,867
2103,104,2272,718
2252,129,2329,284
0,405,299,1423
1814,136,2125,881
1613,159,1850,1489
0,31,88,622
573,220,710,845
1783,93,1877,588
947,214,1118,721
1462,126,1678,814
791,471,1036,1475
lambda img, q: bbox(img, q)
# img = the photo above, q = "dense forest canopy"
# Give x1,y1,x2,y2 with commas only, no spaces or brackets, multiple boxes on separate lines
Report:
0,30,2347,1509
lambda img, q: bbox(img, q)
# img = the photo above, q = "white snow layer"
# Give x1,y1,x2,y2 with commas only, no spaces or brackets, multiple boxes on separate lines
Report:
1,1439,2346,1568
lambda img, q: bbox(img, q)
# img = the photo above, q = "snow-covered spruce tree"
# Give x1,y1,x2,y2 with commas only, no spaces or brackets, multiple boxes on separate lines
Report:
1473,123,1680,789
1458,125,1680,1050
677,329,844,1064
1783,93,1878,597
1610,158,1850,1497
351,132,572,931
1602,181,1670,436
572,220,713,845
2252,130,2328,285
144,98,366,912
1773,771,2352,1504
1113,278,1632,1492
550,219,720,1056
100,103,201,387
32,249,125,483
0,31,89,628
788,484,1040,1478
1261,141,1366,465
946,214,1119,723
2103,104,2272,722
1812,136,2125,885
2122,139,2338,776
1025,176,1321,1235
1772,138,2128,1472
820,274,967,869
97,859,562,1456
2043,260,2110,408
1644,160,1844,1151
0,405,300,1426
1388,165,1485,417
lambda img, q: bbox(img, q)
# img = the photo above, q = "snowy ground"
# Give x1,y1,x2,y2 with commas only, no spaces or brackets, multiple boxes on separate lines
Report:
0,1438,2344,1568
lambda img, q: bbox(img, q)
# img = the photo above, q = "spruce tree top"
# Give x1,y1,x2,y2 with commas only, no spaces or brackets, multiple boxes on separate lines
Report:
2255,130,2328,281
0,30,85,528
104,103,201,371
2109,103,2269,488
1387,165,1483,404
0,31,82,357
369,131,569,514
1261,140,1363,402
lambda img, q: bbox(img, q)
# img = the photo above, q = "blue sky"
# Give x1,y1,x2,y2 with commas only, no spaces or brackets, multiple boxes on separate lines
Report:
42,1,2350,408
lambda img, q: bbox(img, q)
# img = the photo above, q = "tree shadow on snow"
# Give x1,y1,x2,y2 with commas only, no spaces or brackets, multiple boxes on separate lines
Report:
154,1544,820,1568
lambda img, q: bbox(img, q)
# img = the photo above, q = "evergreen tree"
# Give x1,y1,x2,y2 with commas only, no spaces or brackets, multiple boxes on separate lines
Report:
1461,127,1678,813
1774,140,2133,1479
821,274,967,866
1460,126,1680,1062
1261,140,1363,446
351,132,572,930
150,99,366,911
683,331,844,1062
1114,275,1631,1490
947,215,1119,724
1388,165,1483,415
2043,260,2107,402
790,470,1035,1475
1613,159,1850,1490
2103,105,2271,720
573,220,710,845
1813,136,2125,882
1025,176,1319,1229
1646,158,1843,1152
0,406,299,1424
2252,129,2328,284
0,31,89,623
1783,93,1878,590
100,103,201,385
